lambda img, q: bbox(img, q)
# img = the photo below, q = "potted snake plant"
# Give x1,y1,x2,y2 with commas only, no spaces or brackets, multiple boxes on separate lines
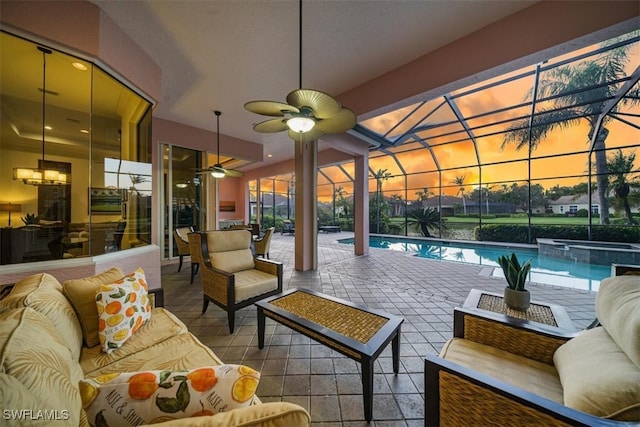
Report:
497,252,532,311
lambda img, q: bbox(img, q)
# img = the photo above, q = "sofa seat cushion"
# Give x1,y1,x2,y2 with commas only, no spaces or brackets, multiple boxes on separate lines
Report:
0,308,83,427
595,275,640,367
0,273,83,361
554,326,640,421
83,329,227,378
440,337,563,404
144,402,311,427
233,269,279,303
63,267,125,347
81,308,188,375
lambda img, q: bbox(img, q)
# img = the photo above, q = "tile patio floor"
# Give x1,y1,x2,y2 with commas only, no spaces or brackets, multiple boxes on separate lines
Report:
161,231,597,426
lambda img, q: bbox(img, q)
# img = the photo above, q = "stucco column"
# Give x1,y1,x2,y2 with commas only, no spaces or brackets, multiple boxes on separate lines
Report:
353,152,369,256
294,138,318,271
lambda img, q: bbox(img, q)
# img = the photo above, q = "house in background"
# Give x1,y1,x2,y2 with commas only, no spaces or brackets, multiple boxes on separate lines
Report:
548,194,608,215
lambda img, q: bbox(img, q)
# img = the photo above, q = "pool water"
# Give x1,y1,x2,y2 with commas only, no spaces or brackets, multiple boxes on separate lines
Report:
339,236,609,291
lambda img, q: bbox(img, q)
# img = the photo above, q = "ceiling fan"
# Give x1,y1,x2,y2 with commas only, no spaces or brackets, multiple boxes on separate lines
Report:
244,0,356,142
195,110,243,178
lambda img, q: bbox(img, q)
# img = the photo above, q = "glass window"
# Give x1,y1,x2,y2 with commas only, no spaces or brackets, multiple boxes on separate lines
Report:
1,31,152,264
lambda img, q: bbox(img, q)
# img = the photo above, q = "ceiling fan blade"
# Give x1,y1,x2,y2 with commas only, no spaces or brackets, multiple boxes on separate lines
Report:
286,89,341,119
314,107,357,134
288,127,325,142
253,118,289,133
244,101,299,117
224,169,244,178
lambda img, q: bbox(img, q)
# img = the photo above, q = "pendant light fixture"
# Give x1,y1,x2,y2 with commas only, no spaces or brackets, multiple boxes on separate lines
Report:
193,111,243,178
211,110,226,179
13,46,71,186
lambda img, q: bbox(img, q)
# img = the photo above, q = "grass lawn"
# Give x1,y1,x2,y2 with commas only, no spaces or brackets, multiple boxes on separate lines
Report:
443,216,591,225
390,216,593,225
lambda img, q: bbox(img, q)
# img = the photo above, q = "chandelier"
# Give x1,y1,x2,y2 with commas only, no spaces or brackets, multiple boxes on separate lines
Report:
13,46,71,186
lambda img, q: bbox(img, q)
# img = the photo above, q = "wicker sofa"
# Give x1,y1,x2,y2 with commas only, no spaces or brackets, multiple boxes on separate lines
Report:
424,273,640,426
0,269,310,426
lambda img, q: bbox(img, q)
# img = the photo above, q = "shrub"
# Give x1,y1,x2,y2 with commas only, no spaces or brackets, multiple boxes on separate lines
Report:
475,224,640,244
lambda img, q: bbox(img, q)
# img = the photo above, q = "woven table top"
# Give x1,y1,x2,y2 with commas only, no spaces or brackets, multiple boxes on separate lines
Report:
270,291,389,344
477,294,558,327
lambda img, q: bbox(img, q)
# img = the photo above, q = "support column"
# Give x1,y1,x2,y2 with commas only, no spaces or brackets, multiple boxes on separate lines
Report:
353,153,369,256
294,138,318,271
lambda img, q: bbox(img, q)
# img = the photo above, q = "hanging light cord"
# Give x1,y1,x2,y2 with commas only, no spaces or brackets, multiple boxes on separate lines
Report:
215,110,221,163
298,0,302,90
37,46,52,163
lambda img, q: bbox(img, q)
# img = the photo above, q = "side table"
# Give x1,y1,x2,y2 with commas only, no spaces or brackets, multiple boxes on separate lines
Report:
463,288,576,332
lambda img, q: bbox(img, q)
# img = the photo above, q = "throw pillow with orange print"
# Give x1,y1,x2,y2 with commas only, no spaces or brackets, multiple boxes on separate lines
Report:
79,365,260,427
95,267,151,353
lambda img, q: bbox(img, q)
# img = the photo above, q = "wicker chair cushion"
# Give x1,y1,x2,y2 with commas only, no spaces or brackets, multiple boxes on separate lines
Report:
595,275,640,367
554,326,640,421
232,269,279,303
439,337,563,404
205,229,251,252
205,230,255,273
209,249,256,274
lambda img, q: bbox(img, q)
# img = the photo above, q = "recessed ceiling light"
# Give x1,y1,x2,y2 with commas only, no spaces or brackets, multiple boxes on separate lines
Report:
80,129,89,134
72,62,88,71
44,125,52,130
267,154,273,158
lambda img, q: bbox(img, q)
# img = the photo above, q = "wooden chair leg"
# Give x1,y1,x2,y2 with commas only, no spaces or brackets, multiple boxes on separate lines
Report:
228,310,235,334
191,263,199,284
202,298,209,314
178,255,184,272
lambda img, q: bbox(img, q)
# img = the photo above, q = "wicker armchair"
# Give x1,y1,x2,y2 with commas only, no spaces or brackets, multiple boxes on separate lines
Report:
173,226,193,272
187,231,203,284
425,274,640,426
254,227,274,259
196,230,283,333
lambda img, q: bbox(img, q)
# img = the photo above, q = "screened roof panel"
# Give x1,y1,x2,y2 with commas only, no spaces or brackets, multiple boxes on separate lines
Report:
394,149,437,174
482,160,529,184
360,103,419,136
406,172,439,194
430,141,478,169
452,74,536,120
368,155,402,176
320,165,353,183
310,31,639,201
531,153,590,180
386,140,424,154
414,122,467,146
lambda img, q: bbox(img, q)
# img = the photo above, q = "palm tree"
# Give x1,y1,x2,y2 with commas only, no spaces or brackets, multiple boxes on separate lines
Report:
371,168,392,233
502,33,640,225
415,187,434,205
607,149,638,224
407,207,445,237
452,176,467,215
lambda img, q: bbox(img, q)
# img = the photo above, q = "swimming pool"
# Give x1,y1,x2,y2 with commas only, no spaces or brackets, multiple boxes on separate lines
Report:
338,236,609,291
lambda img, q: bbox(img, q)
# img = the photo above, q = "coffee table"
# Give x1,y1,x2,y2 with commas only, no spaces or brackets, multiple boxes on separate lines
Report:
256,288,404,422
463,288,576,332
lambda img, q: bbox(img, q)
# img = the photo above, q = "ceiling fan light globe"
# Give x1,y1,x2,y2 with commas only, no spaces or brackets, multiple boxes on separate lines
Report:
287,116,315,133
211,170,225,179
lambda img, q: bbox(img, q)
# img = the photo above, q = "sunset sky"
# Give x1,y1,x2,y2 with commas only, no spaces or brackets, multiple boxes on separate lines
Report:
259,33,639,202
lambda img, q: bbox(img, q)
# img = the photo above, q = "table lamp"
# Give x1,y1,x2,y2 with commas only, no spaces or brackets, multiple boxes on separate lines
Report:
1,203,22,227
